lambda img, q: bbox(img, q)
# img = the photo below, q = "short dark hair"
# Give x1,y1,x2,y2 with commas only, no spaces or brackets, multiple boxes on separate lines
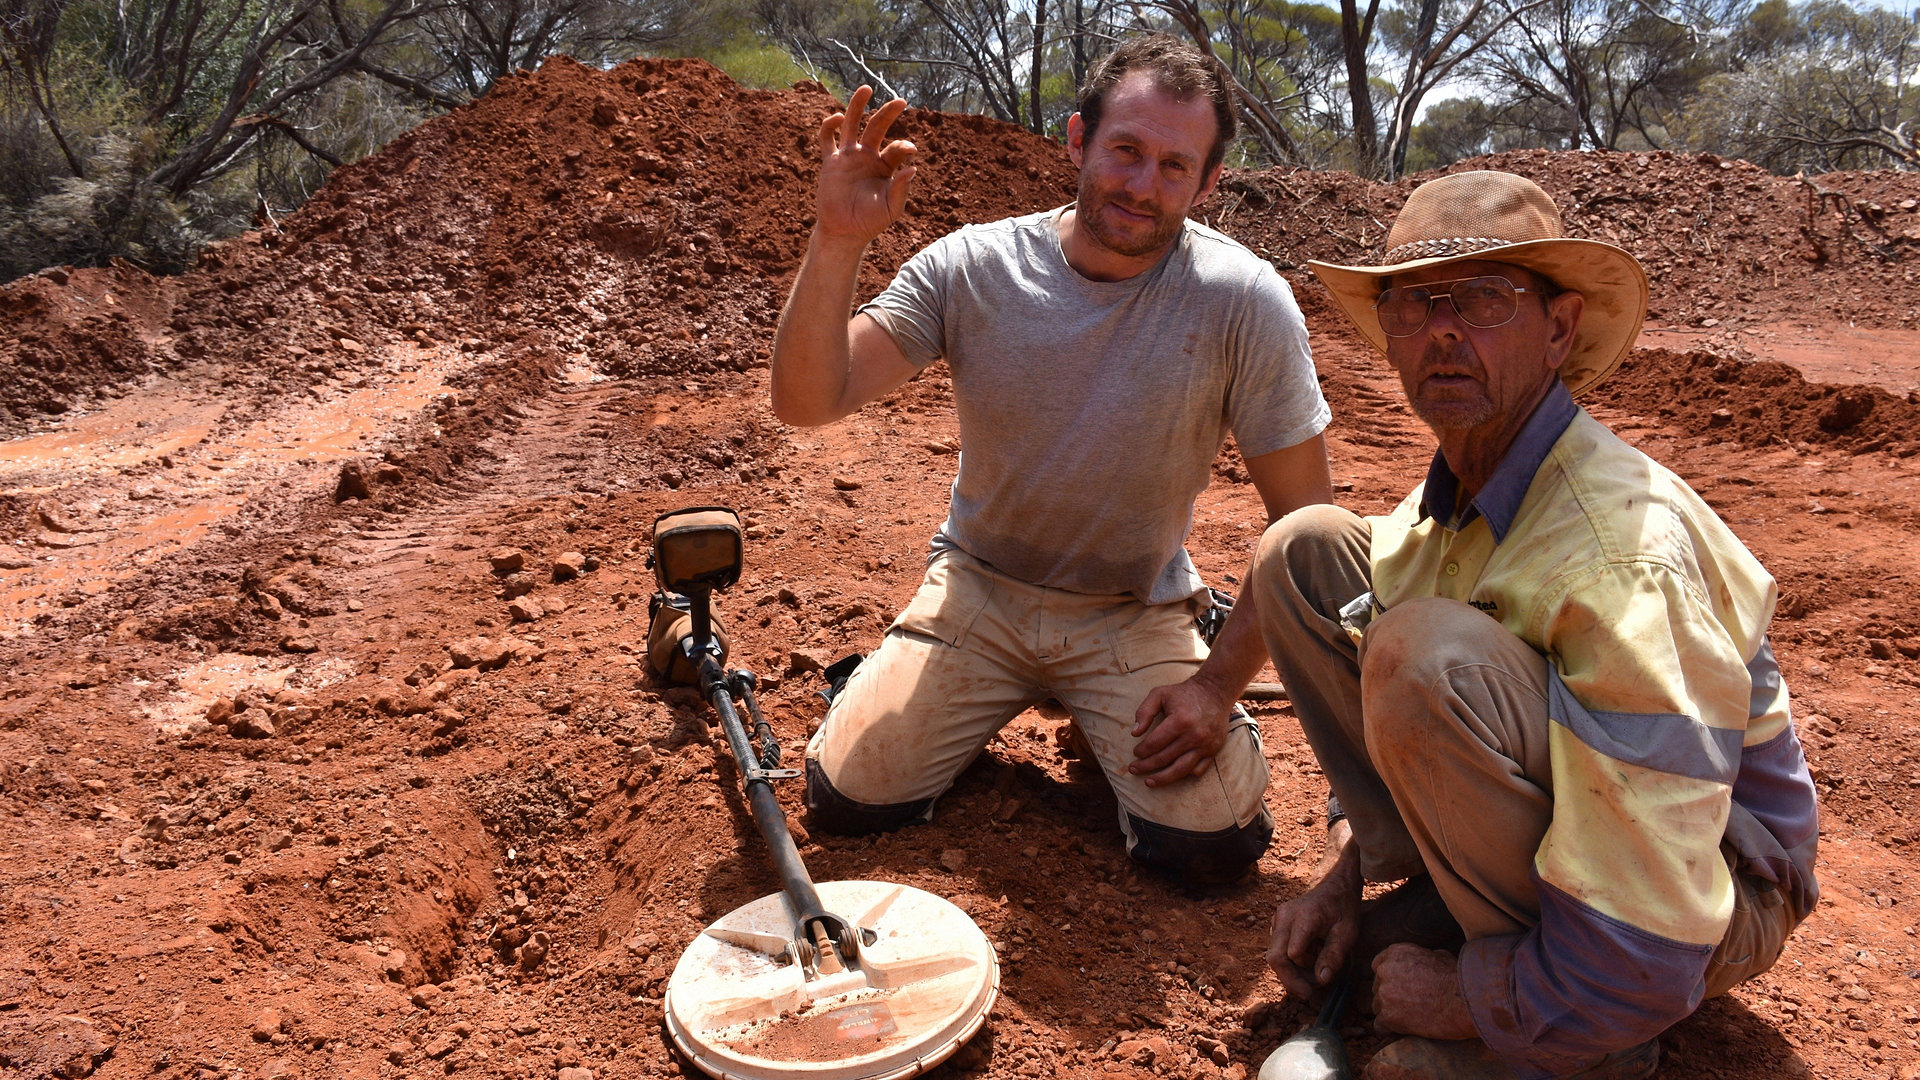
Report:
1076,34,1238,177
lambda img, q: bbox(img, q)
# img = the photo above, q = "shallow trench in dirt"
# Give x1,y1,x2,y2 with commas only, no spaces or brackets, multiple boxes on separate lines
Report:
2,56,1920,1080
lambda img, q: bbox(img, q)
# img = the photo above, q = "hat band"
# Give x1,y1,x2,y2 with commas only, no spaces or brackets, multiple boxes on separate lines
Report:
1377,235,1531,265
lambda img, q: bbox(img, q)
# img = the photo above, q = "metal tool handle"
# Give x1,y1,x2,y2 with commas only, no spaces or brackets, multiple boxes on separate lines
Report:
1315,963,1354,1029
685,587,856,970
734,672,780,769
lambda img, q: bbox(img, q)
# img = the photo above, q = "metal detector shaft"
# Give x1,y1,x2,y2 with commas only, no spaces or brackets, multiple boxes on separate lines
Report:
706,665,818,906
697,653,854,967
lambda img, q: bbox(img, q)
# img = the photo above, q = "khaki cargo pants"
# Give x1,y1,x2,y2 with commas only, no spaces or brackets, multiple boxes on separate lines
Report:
805,548,1274,882
1249,504,1803,995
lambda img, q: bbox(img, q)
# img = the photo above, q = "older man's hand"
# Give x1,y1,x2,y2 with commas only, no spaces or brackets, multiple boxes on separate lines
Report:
1266,826,1361,998
1371,944,1479,1040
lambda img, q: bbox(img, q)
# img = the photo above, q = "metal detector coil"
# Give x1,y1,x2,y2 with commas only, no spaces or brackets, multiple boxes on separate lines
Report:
648,504,999,1080
666,881,999,1080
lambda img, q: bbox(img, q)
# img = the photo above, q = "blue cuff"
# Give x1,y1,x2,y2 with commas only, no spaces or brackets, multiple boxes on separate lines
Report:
1458,876,1714,1079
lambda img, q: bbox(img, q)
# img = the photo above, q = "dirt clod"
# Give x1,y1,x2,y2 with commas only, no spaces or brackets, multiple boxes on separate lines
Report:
0,1013,116,1079
449,636,511,670
333,462,372,503
228,710,276,739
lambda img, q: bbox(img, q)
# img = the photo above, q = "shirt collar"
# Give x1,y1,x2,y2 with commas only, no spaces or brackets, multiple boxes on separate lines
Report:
1418,379,1579,543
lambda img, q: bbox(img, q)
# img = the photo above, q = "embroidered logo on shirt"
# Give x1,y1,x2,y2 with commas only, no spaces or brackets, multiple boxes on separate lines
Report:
1469,599,1498,614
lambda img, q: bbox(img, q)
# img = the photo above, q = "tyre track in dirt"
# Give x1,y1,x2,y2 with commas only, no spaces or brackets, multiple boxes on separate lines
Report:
1,318,1916,1080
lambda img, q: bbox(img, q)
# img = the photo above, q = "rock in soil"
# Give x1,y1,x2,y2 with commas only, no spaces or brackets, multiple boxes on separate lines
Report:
228,710,276,739
0,1013,117,1079
448,636,512,669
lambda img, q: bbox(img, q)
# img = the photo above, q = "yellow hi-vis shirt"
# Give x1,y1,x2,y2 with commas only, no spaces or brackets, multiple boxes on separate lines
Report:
1368,384,1817,1078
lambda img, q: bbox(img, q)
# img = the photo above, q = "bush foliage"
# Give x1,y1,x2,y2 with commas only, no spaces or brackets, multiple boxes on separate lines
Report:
1,0,1916,284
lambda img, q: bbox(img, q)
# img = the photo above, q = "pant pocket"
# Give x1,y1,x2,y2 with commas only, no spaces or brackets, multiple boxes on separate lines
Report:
1217,707,1273,824
1103,595,1209,673
890,551,995,648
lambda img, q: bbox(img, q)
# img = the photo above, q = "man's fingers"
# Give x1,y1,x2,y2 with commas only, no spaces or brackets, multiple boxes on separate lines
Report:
817,113,843,156
879,139,917,171
843,85,873,146
1267,916,1319,998
886,165,916,220
1311,922,1356,985
1131,687,1168,737
1135,748,1201,787
1271,959,1315,999
862,96,909,147
1284,912,1323,968
1130,719,1188,767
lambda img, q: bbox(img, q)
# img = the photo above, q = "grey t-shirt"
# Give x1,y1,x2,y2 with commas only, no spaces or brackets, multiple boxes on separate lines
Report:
860,207,1328,604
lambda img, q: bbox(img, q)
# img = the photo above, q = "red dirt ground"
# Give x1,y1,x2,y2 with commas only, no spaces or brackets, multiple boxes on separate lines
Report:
1,57,1918,1080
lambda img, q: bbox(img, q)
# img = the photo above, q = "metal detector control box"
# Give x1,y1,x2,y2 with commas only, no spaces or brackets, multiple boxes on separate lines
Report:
653,506,743,593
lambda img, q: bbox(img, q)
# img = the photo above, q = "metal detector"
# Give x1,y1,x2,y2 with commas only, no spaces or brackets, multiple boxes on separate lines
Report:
648,506,999,1080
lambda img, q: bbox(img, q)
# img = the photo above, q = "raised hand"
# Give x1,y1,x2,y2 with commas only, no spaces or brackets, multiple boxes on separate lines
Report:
814,85,918,246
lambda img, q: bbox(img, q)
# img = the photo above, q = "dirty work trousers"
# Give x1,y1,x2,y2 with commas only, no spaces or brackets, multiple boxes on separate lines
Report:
1248,505,1796,997
805,548,1274,882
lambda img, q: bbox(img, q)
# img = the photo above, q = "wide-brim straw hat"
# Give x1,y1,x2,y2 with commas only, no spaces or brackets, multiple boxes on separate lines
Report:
1308,170,1649,396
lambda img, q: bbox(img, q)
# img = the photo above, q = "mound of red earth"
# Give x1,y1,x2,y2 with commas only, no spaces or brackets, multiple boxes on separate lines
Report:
1221,147,1920,331
0,57,1076,428
9,56,1920,445
2,56,1919,1080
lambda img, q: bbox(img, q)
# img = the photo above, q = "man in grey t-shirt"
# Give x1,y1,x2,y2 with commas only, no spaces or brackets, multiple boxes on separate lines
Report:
771,35,1332,882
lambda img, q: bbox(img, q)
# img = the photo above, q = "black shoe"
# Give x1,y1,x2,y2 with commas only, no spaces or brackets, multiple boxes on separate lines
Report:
817,653,864,706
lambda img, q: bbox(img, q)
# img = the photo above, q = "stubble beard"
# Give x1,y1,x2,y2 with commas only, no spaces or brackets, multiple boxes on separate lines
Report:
1412,395,1498,430
1078,177,1184,259
1406,343,1498,431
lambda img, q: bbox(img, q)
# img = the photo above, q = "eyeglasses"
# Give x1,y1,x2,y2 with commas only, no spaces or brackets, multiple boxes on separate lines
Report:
1374,276,1541,337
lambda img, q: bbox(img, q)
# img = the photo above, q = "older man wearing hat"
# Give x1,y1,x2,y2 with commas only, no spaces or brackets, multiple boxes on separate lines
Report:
1250,171,1819,1080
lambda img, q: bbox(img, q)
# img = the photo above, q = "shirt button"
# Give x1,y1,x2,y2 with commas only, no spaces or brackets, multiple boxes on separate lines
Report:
1445,562,1460,576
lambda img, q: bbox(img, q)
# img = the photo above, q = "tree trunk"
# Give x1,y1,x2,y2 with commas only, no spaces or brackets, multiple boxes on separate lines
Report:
1341,0,1381,176
1070,0,1086,87
5,52,87,178
1029,0,1045,134
0,0,87,178
1384,0,1441,177
1160,0,1301,163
